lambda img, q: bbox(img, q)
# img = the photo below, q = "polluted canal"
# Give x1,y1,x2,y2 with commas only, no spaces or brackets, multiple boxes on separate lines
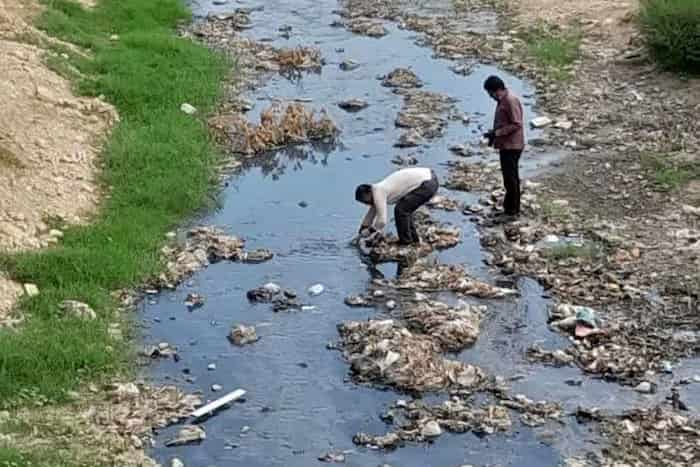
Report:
137,1,682,466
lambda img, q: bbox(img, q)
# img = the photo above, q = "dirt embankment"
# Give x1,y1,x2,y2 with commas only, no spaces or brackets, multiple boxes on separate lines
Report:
0,0,117,323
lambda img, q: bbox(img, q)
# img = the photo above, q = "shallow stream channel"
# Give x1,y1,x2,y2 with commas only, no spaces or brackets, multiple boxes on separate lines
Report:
139,1,694,465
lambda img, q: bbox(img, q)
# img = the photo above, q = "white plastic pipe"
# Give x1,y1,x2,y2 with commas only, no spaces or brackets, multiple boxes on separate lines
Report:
191,389,246,419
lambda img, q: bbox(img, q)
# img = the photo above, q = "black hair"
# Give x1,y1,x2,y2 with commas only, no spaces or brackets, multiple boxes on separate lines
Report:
355,184,373,204
483,75,506,93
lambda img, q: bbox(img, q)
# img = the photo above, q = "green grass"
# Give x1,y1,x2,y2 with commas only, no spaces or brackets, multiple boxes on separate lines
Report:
641,153,700,191
523,27,581,80
0,0,228,406
640,0,700,73
0,446,77,467
544,242,605,261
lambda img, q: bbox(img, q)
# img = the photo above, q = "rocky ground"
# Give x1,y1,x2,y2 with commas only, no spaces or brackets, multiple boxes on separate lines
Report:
0,0,117,323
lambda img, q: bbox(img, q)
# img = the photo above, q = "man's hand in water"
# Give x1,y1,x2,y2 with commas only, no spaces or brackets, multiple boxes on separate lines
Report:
483,130,496,147
359,226,376,238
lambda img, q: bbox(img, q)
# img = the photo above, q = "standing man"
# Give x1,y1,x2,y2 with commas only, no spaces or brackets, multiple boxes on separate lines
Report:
355,167,438,245
483,75,525,219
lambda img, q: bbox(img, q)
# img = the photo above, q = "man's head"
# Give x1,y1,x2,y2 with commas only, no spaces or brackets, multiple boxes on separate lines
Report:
484,75,507,101
355,184,373,205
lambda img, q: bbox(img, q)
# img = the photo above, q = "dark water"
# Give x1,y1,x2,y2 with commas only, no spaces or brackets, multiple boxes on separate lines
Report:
139,1,693,466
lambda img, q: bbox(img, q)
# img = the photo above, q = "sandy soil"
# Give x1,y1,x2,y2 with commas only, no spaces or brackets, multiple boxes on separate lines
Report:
0,0,117,324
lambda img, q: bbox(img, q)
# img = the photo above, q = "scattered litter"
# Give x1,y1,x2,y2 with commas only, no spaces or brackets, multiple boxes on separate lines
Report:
229,325,259,345
211,103,338,155
449,144,472,157
403,300,483,352
395,129,423,148
347,17,388,37
530,116,552,128
338,319,485,392
191,389,247,419
247,284,302,311
339,59,360,71
308,284,325,296
207,363,217,371
185,293,205,310
153,226,273,289
391,154,418,166
634,381,654,394
165,425,206,447
421,420,442,438
338,98,369,111
171,458,185,467
180,103,197,115
382,68,423,89
23,283,39,297
59,300,97,320
318,450,347,463
211,384,223,392
344,294,373,307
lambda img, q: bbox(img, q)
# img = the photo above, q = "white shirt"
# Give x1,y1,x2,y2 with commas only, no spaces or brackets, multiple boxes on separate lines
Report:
360,167,432,231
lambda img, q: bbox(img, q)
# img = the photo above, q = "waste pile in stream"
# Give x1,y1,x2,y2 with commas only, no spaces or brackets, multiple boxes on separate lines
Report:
210,102,338,155
152,227,272,289
187,12,323,73
352,384,562,450
445,159,502,193
565,405,700,467
337,319,486,392
358,210,460,263
402,300,484,352
373,259,517,299
353,398,511,449
246,282,303,311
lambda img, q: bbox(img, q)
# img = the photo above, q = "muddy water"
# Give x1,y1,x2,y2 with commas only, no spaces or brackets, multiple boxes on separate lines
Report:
140,1,672,466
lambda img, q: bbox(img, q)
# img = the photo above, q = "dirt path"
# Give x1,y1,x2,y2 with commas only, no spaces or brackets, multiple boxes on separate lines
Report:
0,0,116,323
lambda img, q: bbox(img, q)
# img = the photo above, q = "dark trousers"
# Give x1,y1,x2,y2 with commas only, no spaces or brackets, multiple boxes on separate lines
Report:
499,149,522,215
395,173,439,244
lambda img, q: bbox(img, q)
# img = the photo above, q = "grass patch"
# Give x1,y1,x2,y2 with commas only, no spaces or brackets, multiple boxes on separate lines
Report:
641,153,700,191
640,0,700,73
0,0,228,406
544,242,605,261
522,27,581,80
0,446,78,467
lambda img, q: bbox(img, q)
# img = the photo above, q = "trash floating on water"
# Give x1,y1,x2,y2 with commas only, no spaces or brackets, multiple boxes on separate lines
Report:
229,325,259,345
338,319,485,392
165,425,206,447
247,284,302,311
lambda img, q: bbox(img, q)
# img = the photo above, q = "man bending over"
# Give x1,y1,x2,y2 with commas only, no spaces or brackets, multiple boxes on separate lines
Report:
355,167,438,245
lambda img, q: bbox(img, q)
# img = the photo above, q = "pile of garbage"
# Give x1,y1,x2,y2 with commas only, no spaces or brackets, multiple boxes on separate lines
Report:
598,406,700,466
246,282,302,311
499,393,562,427
379,260,517,299
446,160,502,193
337,319,485,392
359,211,460,262
211,103,339,155
395,90,457,142
381,68,423,89
403,300,483,352
427,194,461,212
273,46,323,70
346,17,388,37
153,227,272,289
354,397,511,449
